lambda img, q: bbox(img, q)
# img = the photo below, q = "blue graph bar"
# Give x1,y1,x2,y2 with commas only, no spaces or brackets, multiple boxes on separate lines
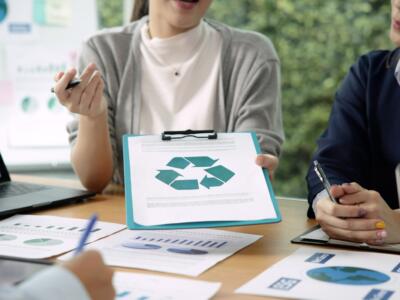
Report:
179,239,188,244
201,241,211,247
209,242,218,247
157,239,163,242
194,241,203,246
172,239,179,243
216,241,227,248
135,236,141,240
186,241,193,245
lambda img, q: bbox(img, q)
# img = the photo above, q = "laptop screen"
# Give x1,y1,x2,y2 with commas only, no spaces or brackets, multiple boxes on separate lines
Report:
0,153,11,183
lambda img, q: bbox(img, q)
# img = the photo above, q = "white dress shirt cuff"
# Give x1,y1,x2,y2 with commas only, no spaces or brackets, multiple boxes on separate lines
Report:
312,189,329,216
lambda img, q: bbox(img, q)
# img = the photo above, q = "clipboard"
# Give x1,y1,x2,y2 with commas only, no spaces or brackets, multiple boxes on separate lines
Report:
122,130,281,230
291,225,400,255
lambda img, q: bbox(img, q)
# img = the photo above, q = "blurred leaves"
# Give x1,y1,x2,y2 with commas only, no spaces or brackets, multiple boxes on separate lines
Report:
207,0,391,197
98,0,392,197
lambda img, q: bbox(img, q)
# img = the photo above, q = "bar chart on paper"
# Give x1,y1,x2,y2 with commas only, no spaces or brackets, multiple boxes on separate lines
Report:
59,228,262,276
0,215,125,258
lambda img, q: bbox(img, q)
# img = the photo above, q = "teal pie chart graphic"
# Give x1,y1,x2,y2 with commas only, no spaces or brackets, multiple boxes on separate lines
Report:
307,266,390,285
0,0,7,23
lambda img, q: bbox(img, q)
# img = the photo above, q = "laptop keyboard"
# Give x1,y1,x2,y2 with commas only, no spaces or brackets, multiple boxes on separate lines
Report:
0,183,49,198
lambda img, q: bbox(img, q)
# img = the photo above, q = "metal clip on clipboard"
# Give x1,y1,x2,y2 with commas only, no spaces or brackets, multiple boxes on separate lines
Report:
161,129,218,141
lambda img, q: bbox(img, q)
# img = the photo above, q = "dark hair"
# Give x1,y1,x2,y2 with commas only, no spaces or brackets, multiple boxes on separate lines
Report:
131,0,149,22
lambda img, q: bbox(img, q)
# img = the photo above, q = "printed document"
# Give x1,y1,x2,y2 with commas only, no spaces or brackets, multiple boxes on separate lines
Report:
236,247,400,300
113,272,220,300
59,228,262,276
0,215,126,259
125,132,278,226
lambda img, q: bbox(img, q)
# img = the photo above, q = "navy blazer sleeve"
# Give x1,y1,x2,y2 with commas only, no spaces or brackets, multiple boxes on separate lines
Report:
306,54,373,218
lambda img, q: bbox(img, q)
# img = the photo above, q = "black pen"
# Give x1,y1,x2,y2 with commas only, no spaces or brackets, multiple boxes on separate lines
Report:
51,79,81,93
313,160,338,204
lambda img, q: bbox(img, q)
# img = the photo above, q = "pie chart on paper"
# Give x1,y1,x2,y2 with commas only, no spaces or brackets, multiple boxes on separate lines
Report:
0,0,7,23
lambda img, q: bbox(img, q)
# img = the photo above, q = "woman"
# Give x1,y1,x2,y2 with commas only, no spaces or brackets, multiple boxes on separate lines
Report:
54,0,284,192
306,0,400,245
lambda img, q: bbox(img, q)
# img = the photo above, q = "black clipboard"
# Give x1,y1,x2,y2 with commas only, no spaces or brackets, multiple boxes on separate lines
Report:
291,225,400,255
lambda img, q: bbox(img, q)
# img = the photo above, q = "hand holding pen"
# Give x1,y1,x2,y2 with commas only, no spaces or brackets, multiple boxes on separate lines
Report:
313,160,388,244
52,63,106,118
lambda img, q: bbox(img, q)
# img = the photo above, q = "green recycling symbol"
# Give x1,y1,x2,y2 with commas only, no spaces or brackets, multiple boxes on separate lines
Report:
156,156,235,190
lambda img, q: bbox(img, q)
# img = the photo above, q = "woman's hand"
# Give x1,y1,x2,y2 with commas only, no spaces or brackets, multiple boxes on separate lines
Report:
337,183,400,244
315,183,400,245
54,63,106,118
255,154,279,180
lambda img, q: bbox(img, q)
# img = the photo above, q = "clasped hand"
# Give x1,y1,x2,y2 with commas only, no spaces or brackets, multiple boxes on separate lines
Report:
316,182,400,245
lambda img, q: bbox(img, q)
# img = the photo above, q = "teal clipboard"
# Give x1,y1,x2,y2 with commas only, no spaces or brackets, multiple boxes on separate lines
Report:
123,131,281,230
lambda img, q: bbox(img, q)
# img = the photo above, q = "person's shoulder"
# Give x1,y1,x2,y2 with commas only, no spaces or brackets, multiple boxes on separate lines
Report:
355,49,398,72
206,19,278,62
84,18,145,49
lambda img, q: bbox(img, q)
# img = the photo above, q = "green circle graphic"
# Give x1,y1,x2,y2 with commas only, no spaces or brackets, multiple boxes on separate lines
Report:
0,0,7,23
0,234,17,241
307,266,390,285
24,238,63,246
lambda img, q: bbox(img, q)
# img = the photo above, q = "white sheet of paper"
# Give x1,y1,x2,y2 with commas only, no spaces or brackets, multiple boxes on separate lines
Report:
127,133,276,226
236,247,400,300
113,272,221,300
0,215,126,259
59,228,262,276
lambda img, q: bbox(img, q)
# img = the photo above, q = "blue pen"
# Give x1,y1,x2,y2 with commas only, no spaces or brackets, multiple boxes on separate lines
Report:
74,213,98,256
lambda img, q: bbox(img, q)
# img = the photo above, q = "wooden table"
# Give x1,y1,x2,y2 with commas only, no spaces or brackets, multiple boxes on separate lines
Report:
12,174,316,300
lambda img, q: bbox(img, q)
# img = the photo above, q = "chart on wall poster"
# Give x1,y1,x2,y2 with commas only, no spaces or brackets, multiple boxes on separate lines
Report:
236,247,400,300
0,0,97,167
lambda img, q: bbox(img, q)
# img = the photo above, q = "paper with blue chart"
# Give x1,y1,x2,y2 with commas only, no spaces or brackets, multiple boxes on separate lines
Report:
113,272,220,300
0,215,126,259
236,247,400,300
59,228,261,276
123,132,280,229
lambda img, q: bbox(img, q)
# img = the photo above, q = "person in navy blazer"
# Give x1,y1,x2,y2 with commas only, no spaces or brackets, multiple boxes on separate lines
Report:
306,0,400,245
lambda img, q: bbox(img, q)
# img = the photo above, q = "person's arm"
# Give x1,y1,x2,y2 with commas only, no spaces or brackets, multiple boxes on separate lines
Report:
55,41,115,192
306,55,372,217
235,58,284,178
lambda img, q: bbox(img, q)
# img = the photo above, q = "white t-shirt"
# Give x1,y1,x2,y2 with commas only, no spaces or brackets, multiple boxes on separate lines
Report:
139,20,222,134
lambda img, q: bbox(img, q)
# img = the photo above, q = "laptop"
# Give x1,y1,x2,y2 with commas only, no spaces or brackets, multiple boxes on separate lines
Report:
0,152,95,218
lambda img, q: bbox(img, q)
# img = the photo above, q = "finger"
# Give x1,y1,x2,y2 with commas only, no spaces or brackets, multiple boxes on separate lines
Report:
54,71,64,82
80,73,101,112
89,80,104,113
54,69,77,101
330,185,345,199
322,200,367,218
255,154,278,169
319,214,385,231
341,182,364,194
322,225,386,243
339,189,377,206
78,63,97,87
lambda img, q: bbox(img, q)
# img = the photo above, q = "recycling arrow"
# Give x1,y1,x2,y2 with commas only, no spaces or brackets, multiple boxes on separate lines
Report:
156,170,182,185
200,176,223,189
185,156,218,167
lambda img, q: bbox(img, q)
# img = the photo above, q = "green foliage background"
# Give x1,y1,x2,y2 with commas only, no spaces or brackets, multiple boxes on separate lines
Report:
97,0,392,198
